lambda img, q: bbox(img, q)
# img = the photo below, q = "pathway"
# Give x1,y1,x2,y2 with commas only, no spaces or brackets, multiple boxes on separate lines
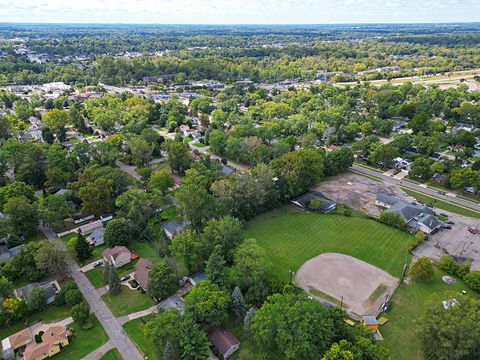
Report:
117,305,158,326
29,317,74,335
81,340,115,360
40,225,143,360
115,160,141,181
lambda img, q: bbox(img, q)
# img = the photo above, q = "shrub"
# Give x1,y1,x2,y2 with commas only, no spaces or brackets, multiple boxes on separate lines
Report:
437,255,460,275
65,289,83,307
464,270,480,292
410,257,434,281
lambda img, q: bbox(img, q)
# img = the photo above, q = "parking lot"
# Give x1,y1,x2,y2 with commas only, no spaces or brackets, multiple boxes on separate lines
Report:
413,212,480,270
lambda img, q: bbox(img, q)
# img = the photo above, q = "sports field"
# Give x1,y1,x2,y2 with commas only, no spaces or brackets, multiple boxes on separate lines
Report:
244,207,414,283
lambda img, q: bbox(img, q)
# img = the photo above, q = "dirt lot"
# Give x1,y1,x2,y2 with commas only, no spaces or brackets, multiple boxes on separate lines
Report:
413,212,480,270
295,253,399,318
314,172,410,216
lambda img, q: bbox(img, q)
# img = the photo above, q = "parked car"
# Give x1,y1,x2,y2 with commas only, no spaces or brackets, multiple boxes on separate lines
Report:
438,191,446,195
440,212,448,217
445,220,455,225
93,260,103,267
426,204,433,208
443,225,452,230
120,275,131,282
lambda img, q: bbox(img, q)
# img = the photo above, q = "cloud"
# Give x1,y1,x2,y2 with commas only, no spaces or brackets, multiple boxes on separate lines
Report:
0,0,478,23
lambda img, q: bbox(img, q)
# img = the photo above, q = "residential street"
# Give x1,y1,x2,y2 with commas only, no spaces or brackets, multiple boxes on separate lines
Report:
40,226,144,360
351,164,480,212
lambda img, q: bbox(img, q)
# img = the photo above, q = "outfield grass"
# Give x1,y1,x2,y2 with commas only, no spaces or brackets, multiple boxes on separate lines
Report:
53,317,108,360
382,267,480,360
102,288,154,317
99,348,122,360
0,304,71,339
245,207,414,283
123,316,156,359
402,188,480,219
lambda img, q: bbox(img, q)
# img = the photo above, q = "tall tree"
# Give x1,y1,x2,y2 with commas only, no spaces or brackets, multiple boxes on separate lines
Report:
231,287,246,320
34,242,68,279
147,260,177,300
75,233,92,261
108,266,121,295
177,315,210,360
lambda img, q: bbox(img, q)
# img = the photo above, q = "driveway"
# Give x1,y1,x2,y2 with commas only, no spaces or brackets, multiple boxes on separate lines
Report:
40,226,143,360
29,317,74,335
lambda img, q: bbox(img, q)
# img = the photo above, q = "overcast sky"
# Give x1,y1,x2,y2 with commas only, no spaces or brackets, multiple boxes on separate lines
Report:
1,0,480,24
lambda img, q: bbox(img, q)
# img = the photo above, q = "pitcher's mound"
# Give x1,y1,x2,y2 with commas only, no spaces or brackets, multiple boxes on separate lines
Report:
295,253,399,317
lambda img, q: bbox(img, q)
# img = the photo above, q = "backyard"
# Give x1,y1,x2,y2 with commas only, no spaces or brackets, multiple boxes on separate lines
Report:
381,267,480,360
244,207,415,283
102,287,154,317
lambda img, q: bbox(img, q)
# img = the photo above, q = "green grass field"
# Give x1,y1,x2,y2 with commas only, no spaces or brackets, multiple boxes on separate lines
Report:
123,316,156,359
102,288,154,317
402,188,480,219
245,207,414,282
99,348,122,360
85,266,105,288
382,267,480,360
53,317,108,360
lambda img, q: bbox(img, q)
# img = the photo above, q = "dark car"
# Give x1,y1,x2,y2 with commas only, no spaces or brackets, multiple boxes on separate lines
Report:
443,225,452,230
445,220,455,225
426,204,433,208
120,275,131,282
440,212,448,217
438,191,446,195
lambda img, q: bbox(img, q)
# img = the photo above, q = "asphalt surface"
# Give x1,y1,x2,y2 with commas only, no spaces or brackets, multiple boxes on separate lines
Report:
351,164,480,212
40,226,143,360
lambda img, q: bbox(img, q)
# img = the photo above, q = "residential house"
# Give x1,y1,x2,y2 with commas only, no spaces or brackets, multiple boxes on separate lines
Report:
208,328,241,359
54,188,72,197
376,194,443,234
1,328,32,360
86,227,105,247
188,271,206,286
15,281,61,306
134,258,154,292
162,221,188,240
291,192,337,213
79,220,103,235
23,326,70,360
220,164,235,177
431,173,448,185
102,246,131,268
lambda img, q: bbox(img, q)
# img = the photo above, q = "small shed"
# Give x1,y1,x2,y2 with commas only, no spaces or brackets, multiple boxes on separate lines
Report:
208,328,240,359
362,316,379,330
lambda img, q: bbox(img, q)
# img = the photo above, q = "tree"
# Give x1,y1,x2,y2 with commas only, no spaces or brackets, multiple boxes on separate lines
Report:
464,270,480,292
270,148,325,199
243,307,256,335
65,289,83,307
410,257,434,281
251,293,339,359
103,264,112,285
324,148,354,176
2,297,29,325
147,260,177,300
149,169,174,195
43,109,69,141
409,158,434,180
409,112,431,133
202,216,243,262
75,233,92,261
0,276,13,301
34,242,68,279
3,196,39,236
29,286,48,311
368,144,399,169
177,315,210,360
185,280,230,327
46,144,74,190
144,307,182,353
41,194,74,227
129,137,154,166
419,295,480,360
163,140,191,175
163,341,175,360
231,239,269,303
378,211,405,229
78,178,114,216
71,302,91,327
108,266,121,295
170,230,205,273
205,250,228,288
175,183,217,231
322,338,390,360
231,287,246,320
438,255,461,276
104,218,131,247
0,182,35,211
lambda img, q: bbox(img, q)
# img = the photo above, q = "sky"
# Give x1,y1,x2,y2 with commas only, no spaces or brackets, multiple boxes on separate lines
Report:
1,0,480,24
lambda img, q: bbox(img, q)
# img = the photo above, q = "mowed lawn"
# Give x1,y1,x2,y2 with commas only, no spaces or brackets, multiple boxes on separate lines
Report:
123,315,156,360
382,267,480,360
100,348,122,360
102,288,154,317
245,207,415,282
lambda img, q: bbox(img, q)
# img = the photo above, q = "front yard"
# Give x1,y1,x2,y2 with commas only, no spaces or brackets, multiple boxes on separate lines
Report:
102,287,154,317
123,315,156,359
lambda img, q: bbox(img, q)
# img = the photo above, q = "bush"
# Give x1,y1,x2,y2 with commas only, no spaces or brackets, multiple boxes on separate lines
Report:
34,331,44,344
437,255,460,275
379,211,405,230
65,289,83,307
71,302,91,327
464,270,480,292
343,207,352,217
307,199,324,212
410,257,434,281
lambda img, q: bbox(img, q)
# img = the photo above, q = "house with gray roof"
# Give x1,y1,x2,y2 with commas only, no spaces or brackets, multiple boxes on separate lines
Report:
162,220,189,239
14,281,60,305
376,194,442,234
291,191,337,213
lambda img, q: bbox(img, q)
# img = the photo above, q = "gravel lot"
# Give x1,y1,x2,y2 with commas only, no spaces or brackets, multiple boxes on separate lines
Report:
295,253,399,318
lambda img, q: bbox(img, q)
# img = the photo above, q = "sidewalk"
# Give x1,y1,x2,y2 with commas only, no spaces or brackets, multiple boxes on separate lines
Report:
81,340,114,360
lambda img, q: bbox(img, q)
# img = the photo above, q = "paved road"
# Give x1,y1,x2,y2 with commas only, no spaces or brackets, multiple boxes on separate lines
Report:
115,160,141,181
351,164,480,212
40,226,143,360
